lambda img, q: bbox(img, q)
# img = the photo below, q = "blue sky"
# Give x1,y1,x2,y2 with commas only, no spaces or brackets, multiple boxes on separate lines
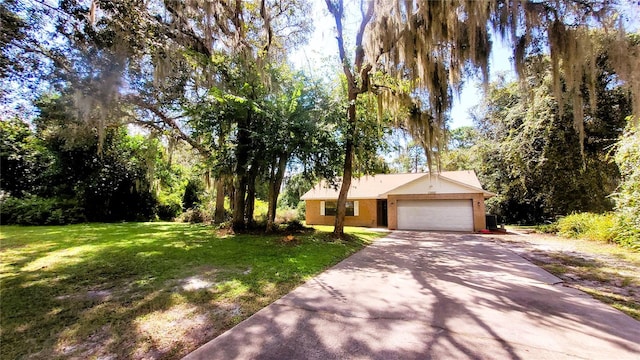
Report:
449,41,514,128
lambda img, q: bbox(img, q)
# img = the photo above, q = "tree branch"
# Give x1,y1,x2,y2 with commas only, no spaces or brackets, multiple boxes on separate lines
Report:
260,0,273,54
125,95,211,157
325,0,355,88
163,5,212,57
354,0,375,73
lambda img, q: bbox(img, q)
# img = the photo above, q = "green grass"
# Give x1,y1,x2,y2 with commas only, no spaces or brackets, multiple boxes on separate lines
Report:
0,222,385,360
576,287,640,320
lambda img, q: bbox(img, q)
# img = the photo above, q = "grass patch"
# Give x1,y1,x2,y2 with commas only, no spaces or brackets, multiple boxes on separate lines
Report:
525,245,640,320
577,287,640,321
0,222,385,360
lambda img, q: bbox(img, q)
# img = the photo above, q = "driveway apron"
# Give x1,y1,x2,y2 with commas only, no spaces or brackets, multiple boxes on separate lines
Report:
184,231,640,359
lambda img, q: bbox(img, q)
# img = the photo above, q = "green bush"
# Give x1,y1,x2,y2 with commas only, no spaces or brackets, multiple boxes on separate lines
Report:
275,208,298,224
0,196,86,225
535,222,559,234
176,207,211,224
614,216,640,250
182,178,204,210
285,219,306,232
557,213,618,242
296,201,306,220
157,192,183,220
556,212,639,250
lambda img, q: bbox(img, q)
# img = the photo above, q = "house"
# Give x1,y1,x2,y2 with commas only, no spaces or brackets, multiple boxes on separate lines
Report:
300,171,494,232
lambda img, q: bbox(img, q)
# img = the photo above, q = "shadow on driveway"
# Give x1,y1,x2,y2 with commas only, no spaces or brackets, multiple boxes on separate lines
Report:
184,231,640,360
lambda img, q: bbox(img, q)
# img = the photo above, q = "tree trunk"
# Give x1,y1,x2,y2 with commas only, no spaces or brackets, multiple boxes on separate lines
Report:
232,110,252,231
232,174,247,230
214,177,225,223
333,94,357,238
326,0,373,238
266,153,288,232
244,162,259,227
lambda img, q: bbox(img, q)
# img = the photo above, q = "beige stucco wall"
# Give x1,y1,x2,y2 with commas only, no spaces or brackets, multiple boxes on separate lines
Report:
390,175,478,195
387,193,487,232
305,199,378,227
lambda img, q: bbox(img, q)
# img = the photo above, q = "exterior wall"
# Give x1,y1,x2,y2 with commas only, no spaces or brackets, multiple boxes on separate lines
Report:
305,199,378,227
387,193,487,232
390,175,478,195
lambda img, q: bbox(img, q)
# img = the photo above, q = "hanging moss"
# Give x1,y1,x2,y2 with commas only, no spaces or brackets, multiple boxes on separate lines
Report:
362,0,638,169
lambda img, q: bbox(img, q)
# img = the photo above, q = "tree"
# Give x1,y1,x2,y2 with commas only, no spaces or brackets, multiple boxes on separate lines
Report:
261,71,343,230
323,0,374,237
0,117,52,197
33,94,165,222
3,1,639,232
475,54,630,223
322,0,638,236
448,127,478,150
1,0,316,230
0,92,186,224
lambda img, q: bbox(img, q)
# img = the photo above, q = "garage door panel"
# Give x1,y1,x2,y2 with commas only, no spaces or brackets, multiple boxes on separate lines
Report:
397,199,473,231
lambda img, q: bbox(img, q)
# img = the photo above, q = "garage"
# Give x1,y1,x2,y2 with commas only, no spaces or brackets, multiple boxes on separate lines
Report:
396,199,474,231
302,171,493,231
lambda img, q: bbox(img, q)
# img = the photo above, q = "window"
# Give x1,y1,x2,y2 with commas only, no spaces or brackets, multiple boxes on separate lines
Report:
321,201,359,217
325,201,338,216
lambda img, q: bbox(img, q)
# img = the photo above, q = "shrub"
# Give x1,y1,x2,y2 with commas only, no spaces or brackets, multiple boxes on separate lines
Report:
157,192,183,220
275,208,298,224
296,201,306,220
557,213,618,242
176,207,211,224
536,222,559,234
0,196,85,225
614,217,640,250
285,219,306,232
182,178,204,210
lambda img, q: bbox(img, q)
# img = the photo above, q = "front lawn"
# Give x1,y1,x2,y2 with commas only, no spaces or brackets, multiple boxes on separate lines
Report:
0,222,385,359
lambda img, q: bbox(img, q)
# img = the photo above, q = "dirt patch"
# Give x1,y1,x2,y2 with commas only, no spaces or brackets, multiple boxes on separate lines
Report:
482,231,640,320
133,304,214,359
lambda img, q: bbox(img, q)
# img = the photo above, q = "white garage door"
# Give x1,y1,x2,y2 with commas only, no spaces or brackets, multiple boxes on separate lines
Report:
397,199,473,231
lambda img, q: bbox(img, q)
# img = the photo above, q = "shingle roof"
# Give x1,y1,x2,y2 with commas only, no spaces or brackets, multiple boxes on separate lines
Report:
300,171,493,200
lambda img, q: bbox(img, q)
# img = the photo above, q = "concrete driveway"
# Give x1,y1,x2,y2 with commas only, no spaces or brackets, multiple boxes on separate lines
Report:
184,231,640,359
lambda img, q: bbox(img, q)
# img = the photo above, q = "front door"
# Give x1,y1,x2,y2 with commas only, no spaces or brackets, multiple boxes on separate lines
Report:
377,200,388,227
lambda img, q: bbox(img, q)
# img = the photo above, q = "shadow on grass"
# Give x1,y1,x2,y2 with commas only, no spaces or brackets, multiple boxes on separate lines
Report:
0,222,375,359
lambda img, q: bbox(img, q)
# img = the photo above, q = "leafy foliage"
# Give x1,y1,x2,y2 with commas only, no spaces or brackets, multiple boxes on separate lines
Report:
182,178,204,210
0,94,190,224
474,55,629,224
0,196,85,225
0,118,53,197
556,212,639,250
557,213,618,243
612,120,640,247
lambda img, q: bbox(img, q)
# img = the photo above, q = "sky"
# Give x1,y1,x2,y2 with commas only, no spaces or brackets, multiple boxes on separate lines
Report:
290,2,517,130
